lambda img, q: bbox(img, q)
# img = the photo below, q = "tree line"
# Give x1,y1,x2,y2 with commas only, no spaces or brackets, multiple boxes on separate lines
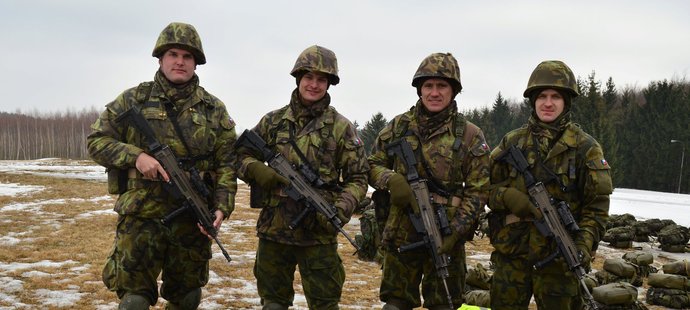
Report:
357,74,690,194
1,74,688,193
0,109,99,160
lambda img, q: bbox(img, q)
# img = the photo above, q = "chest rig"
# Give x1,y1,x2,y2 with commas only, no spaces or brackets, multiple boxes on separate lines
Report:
391,113,478,198
132,81,212,170
266,113,342,192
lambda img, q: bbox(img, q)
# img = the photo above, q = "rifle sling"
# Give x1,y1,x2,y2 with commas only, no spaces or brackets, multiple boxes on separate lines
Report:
529,135,575,193
162,101,210,167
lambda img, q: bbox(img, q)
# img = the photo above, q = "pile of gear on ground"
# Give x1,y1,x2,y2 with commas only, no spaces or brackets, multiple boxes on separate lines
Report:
352,202,690,309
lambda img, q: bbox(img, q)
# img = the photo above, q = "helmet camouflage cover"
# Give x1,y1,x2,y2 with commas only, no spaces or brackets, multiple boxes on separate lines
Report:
152,22,206,65
290,45,340,85
412,52,462,93
523,60,579,98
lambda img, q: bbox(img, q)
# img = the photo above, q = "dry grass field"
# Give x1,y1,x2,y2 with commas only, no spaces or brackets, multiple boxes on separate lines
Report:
0,160,677,309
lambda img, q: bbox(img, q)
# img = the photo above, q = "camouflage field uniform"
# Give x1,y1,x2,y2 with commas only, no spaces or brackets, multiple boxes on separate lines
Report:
236,45,369,309
368,53,491,309
87,22,237,307
488,60,611,310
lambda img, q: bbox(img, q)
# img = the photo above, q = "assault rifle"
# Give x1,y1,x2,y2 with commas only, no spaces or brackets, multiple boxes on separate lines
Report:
115,106,232,262
496,145,598,310
386,139,454,310
235,129,361,252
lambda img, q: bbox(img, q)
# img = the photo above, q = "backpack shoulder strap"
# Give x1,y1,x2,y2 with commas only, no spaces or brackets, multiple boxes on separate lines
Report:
134,81,154,106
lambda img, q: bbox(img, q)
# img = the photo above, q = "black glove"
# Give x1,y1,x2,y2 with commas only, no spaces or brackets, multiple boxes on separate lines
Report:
246,162,289,189
503,187,542,219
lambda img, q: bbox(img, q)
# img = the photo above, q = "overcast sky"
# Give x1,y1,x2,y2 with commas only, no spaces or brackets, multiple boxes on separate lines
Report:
1,0,689,131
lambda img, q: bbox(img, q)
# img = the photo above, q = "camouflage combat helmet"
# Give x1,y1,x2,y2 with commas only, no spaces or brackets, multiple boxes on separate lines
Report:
523,60,579,98
412,53,462,94
152,22,206,65
290,45,340,85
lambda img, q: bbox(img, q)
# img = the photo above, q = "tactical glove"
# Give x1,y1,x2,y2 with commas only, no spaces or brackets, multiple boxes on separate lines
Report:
503,187,542,219
576,242,592,273
316,207,347,235
388,173,419,213
439,229,461,255
576,233,595,273
246,162,289,189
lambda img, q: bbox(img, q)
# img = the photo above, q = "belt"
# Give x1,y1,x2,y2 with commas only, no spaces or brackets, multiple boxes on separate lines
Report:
430,192,461,207
127,168,215,181
505,213,535,225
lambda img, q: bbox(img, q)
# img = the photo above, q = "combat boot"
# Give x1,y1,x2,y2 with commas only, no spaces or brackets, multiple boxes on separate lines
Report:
262,302,289,310
165,288,201,310
119,293,151,310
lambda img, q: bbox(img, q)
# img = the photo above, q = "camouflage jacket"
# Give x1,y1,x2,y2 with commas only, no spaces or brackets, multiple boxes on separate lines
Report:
87,76,237,219
368,102,491,249
488,118,611,263
236,91,369,246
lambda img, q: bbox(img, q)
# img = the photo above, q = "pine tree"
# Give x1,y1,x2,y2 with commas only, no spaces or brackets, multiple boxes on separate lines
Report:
359,112,388,156
489,92,511,148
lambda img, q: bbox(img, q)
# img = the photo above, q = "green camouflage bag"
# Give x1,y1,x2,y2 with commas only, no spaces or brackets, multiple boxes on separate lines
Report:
601,258,643,286
646,287,690,308
463,290,490,308
622,251,657,277
662,259,690,276
647,273,690,290
631,221,650,242
595,270,618,286
622,251,653,265
603,226,634,248
609,240,632,249
465,263,491,290
604,258,637,278
592,282,638,305
354,208,382,263
661,243,688,253
641,218,665,236
603,226,634,243
657,224,689,246
606,214,637,229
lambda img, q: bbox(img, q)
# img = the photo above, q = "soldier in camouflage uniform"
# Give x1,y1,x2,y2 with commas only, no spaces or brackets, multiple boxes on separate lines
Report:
368,53,491,310
87,22,237,310
235,45,369,310
488,60,612,309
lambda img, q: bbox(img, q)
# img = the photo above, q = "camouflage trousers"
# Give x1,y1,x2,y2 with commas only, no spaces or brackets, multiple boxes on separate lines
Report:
254,238,345,309
380,244,466,308
102,215,212,305
490,251,583,310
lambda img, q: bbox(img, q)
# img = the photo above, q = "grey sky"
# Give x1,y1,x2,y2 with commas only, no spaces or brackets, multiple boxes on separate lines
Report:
1,0,688,131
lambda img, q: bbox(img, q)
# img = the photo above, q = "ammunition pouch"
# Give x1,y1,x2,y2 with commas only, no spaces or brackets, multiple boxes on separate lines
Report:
249,183,269,208
486,211,505,244
372,189,391,228
106,167,128,195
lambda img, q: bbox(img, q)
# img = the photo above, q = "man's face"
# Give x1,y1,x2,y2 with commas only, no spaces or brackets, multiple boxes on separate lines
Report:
298,71,329,105
159,48,196,84
420,78,453,113
535,89,565,123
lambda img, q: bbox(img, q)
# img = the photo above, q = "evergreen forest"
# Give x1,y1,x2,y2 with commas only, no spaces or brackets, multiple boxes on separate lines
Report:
357,74,690,194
